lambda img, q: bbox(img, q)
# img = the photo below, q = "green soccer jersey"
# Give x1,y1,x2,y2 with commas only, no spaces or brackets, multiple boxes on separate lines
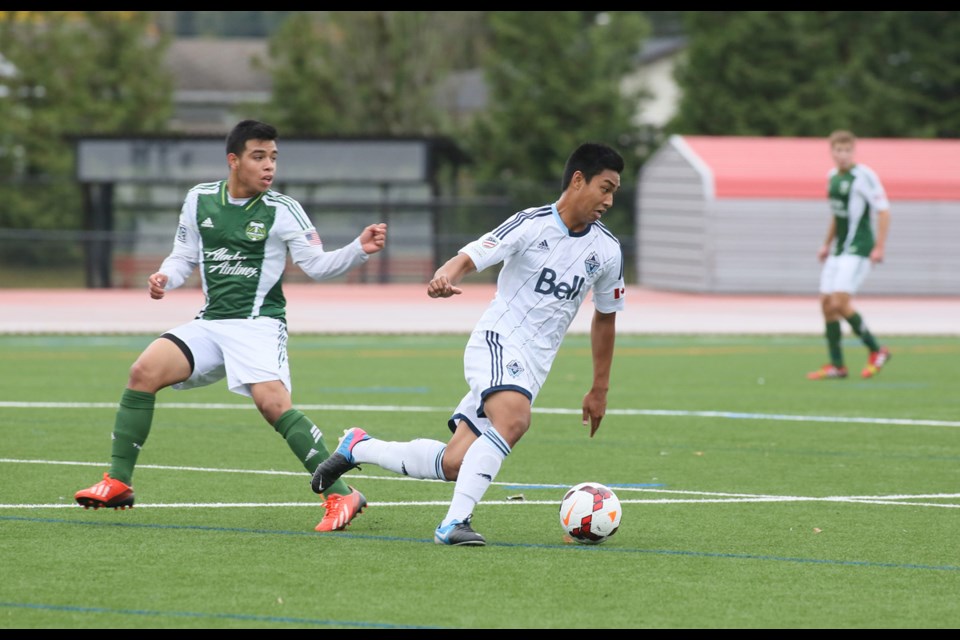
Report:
827,164,890,258
158,181,367,321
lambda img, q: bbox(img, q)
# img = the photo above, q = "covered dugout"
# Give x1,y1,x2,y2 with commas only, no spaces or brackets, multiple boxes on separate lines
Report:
636,135,960,295
74,135,468,288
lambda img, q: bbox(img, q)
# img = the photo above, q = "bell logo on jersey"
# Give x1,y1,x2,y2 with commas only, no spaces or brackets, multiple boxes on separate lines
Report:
534,268,584,300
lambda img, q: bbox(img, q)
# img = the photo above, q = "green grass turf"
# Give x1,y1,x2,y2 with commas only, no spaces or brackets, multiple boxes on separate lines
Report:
2,333,959,628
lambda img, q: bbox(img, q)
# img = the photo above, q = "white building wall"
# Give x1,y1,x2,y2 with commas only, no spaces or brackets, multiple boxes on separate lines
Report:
637,139,960,295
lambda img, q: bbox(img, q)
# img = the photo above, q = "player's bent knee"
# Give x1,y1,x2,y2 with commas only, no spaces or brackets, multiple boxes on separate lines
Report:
441,454,463,481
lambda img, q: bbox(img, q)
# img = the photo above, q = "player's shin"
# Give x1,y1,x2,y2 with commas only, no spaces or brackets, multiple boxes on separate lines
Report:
442,429,510,526
109,389,156,484
355,438,448,480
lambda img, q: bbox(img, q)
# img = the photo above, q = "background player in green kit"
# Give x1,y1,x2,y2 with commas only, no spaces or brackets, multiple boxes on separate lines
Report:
807,129,891,380
74,120,387,532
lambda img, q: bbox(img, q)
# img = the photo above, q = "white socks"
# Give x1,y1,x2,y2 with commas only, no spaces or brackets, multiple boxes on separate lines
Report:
352,438,447,480
442,428,510,526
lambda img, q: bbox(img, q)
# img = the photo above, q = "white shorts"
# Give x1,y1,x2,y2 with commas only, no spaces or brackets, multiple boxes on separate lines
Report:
447,329,549,436
165,317,290,398
819,254,871,295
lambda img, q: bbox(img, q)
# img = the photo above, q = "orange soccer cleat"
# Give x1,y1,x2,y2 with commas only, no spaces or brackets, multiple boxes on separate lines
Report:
806,364,848,380
74,473,135,510
862,347,891,379
315,487,367,532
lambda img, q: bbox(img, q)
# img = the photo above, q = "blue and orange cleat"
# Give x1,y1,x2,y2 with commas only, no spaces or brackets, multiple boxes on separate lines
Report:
310,427,370,494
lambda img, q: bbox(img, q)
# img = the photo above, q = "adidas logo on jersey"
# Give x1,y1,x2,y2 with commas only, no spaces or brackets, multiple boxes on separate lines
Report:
201,217,215,228
537,239,550,251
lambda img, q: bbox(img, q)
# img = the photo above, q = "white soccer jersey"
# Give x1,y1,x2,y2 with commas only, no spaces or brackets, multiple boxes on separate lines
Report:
460,203,625,357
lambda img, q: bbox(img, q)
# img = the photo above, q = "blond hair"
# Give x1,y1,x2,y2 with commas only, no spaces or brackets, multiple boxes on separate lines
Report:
829,130,856,146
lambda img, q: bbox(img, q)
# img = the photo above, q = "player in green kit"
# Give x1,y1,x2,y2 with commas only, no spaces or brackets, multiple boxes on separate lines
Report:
807,130,891,380
74,120,386,532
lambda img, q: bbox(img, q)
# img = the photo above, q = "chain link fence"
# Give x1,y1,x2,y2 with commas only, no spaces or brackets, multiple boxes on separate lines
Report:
0,178,636,288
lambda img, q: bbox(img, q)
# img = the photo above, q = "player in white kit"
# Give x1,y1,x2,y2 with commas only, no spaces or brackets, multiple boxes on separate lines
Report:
312,142,626,545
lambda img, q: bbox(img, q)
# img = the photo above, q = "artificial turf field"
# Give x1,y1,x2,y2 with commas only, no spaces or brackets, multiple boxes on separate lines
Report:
2,333,959,628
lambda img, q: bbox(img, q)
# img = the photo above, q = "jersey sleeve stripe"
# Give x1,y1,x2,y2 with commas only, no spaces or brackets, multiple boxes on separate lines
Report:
493,206,553,239
265,192,312,231
594,221,621,244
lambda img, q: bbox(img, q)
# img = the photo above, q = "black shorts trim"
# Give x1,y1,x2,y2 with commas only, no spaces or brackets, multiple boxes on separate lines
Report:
160,332,195,375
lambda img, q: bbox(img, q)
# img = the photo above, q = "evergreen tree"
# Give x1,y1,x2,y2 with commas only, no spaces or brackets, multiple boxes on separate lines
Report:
0,11,172,234
259,11,484,136
466,11,649,210
670,11,960,138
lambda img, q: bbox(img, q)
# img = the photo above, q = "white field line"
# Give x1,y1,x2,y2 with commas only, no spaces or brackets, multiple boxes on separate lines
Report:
2,401,960,429
6,498,960,510
3,402,958,510
2,458,959,510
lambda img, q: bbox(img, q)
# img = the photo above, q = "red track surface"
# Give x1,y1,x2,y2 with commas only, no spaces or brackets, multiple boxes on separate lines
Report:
2,284,957,335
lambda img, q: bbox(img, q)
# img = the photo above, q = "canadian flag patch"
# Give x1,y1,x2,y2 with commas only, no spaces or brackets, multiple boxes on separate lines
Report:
614,287,625,299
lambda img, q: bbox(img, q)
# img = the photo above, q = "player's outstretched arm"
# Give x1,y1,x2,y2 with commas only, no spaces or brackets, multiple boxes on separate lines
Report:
427,252,476,299
358,223,387,255
148,273,169,300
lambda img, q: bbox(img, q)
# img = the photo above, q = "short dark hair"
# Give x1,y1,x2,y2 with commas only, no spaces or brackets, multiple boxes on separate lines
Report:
561,143,624,191
226,120,278,157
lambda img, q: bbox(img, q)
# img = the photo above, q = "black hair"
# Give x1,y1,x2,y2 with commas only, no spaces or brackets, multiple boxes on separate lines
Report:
226,119,278,157
561,143,624,191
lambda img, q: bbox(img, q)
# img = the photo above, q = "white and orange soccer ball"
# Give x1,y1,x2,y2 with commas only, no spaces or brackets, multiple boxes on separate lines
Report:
559,481,622,545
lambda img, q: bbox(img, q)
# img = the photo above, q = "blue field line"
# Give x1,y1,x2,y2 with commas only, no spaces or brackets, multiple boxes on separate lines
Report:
4,514,958,573
2,401,959,428
502,483,666,490
0,601,441,629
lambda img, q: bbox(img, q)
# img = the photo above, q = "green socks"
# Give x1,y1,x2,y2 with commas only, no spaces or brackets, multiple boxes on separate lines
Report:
274,409,352,497
108,399,353,497
109,389,156,485
826,320,843,367
845,312,880,352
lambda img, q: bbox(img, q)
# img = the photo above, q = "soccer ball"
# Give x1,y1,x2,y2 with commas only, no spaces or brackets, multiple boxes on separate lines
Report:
559,481,622,545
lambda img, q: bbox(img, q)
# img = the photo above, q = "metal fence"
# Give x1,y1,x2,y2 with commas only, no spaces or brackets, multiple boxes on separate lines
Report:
0,188,637,288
